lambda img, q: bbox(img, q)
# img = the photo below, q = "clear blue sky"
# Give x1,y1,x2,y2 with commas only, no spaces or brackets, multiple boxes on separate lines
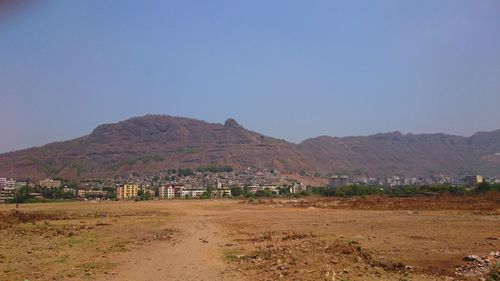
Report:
1,0,499,153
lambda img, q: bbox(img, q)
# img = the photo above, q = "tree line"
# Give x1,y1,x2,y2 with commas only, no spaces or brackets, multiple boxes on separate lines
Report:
310,182,500,197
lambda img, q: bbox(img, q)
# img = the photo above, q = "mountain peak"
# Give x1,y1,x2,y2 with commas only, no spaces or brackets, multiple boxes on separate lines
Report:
1,114,500,179
224,118,242,129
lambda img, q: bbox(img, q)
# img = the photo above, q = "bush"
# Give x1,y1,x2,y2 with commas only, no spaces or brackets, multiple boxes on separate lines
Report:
230,186,243,197
12,186,35,203
244,193,255,198
299,190,310,196
195,165,233,173
476,182,500,193
255,188,273,198
309,183,473,197
177,168,194,177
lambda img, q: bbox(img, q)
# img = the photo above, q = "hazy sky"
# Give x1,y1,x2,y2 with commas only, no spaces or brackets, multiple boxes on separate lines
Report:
1,1,499,153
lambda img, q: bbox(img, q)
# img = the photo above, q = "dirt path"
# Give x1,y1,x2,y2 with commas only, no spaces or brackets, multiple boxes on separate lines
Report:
2,199,498,280
96,204,243,281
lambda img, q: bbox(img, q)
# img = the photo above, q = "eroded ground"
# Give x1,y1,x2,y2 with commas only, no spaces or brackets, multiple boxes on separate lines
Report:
0,194,499,281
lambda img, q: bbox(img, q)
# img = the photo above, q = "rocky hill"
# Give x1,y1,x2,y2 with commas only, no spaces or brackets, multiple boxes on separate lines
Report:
0,115,499,179
298,131,500,177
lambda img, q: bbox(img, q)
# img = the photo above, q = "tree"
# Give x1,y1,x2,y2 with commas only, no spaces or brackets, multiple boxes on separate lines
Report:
205,184,214,198
255,190,267,197
278,185,291,195
196,165,233,173
476,182,492,193
255,188,273,197
103,186,117,199
177,168,194,177
137,189,152,201
230,186,243,197
243,185,251,195
263,188,273,197
13,186,34,203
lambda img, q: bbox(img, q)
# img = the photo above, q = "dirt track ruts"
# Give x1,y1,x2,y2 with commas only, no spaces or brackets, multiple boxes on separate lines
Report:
96,203,244,281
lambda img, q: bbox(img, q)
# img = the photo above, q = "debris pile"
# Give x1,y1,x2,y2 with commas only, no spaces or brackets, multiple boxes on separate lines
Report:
0,210,60,228
455,251,500,278
230,231,414,280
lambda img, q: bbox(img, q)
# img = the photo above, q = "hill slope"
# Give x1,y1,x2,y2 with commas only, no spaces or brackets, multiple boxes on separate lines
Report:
0,115,499,179
298,131,500,176
0,115,308,179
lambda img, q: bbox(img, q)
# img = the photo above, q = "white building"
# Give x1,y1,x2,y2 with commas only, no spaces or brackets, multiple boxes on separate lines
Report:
159,185,175,199
77,189,107,198
180,189,191,198
6,179,16,187
14,181,27,188
189,189,205,198
0,178,7,187
0,186,15,203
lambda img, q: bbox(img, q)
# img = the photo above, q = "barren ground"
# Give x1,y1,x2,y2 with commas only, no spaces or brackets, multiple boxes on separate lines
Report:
0,194,499,281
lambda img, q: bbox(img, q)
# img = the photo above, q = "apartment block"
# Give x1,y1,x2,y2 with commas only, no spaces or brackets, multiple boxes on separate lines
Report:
116,184,139,199
159,185,175,199
39,178,62,188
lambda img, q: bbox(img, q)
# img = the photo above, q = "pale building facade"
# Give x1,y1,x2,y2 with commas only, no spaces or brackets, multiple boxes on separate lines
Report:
39,178,62,188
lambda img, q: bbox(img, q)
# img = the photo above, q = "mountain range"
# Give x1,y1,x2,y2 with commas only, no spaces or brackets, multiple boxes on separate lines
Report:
0,114,499,179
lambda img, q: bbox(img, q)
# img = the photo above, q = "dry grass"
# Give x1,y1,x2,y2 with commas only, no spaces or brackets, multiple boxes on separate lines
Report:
0,201,174,281
0,198,498,281
243,192,500,211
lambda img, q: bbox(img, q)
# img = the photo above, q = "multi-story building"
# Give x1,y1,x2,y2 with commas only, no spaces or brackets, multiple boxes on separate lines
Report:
180,189,191,198
159,185,175,199
219,188,232,197
0,185,15,203
77,189,86,198
0,189,14,202
77,189,108,198
189,189,205,198
6,179,16,187
460,175,484,187
116,184,139,199
172,185,185,198
13,181,27,189
0,179,29,203
39,178,62,188
328,175,348,188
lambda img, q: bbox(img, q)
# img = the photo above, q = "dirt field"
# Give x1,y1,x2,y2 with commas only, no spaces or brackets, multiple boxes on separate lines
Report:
0,194,499,281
